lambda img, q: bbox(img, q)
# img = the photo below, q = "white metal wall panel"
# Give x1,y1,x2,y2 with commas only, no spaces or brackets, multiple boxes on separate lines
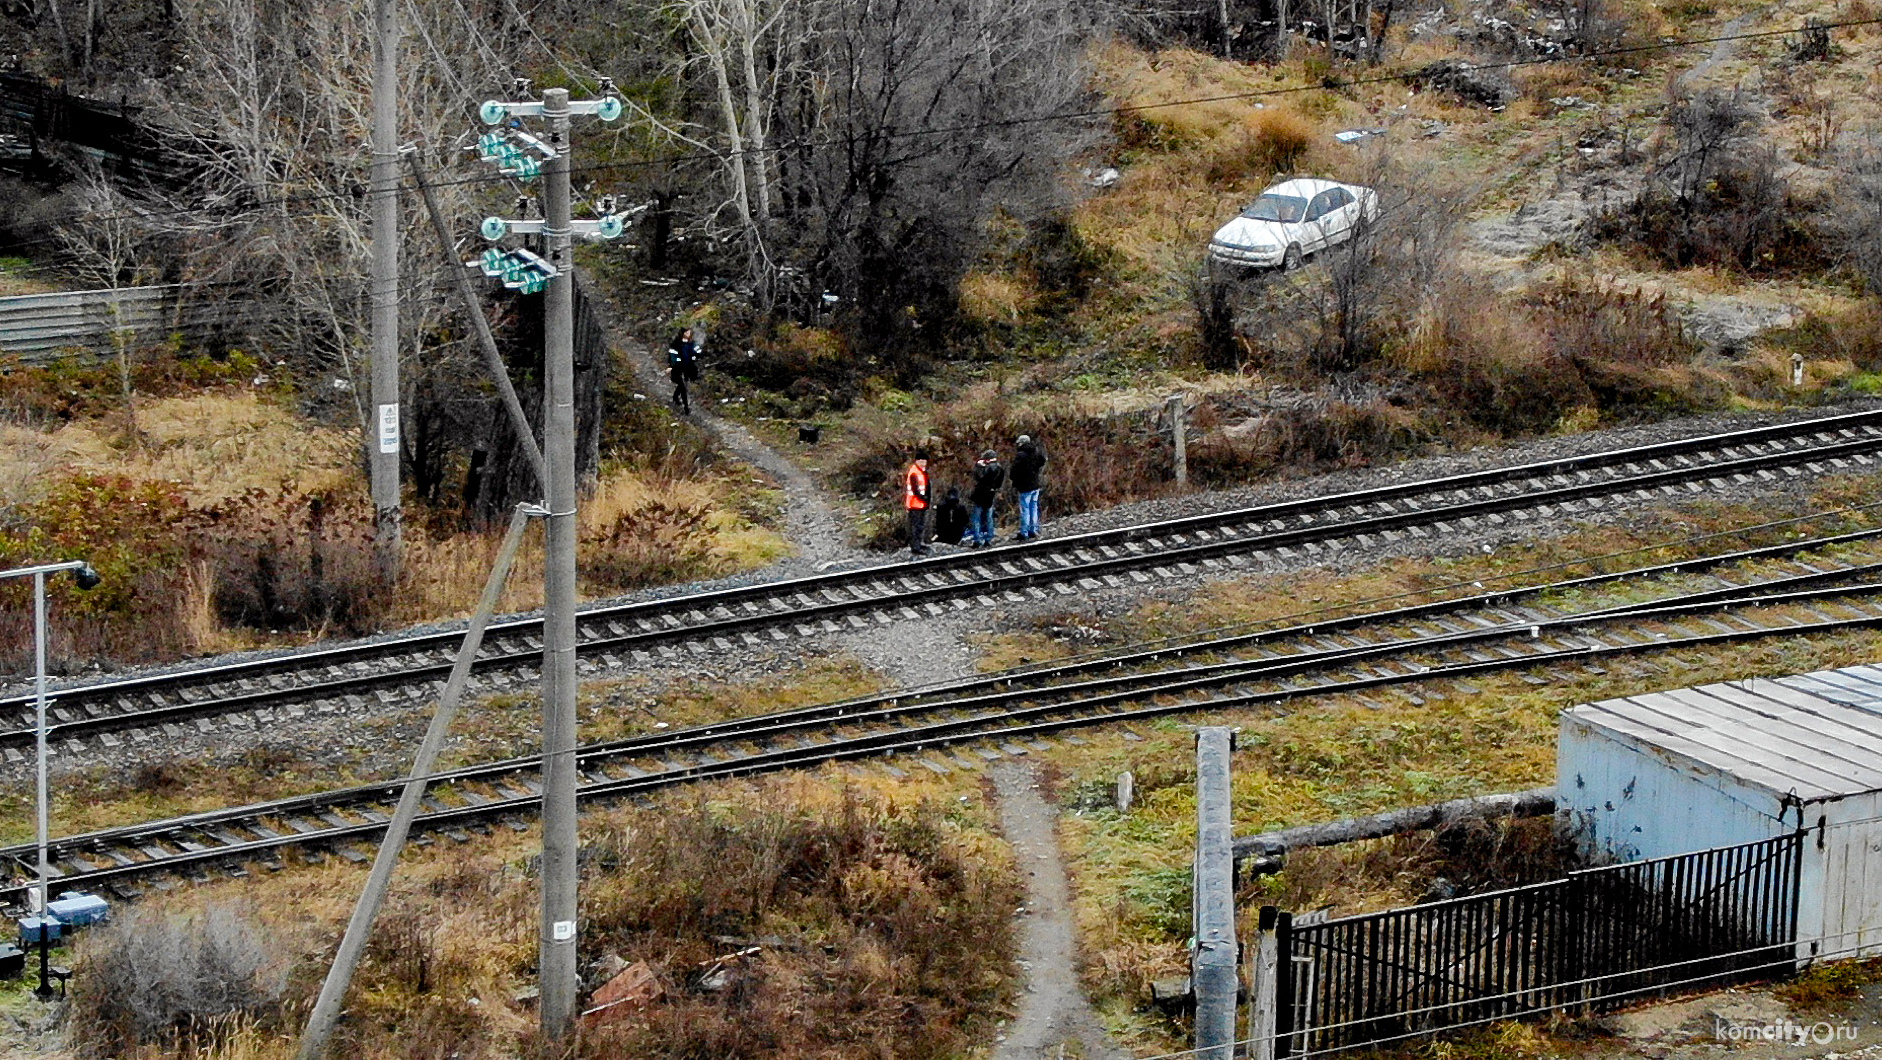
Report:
1556,714,1783,863
1816,795,1882,960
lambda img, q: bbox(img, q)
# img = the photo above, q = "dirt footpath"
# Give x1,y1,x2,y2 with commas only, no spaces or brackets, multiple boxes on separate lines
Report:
991,762,1129,1060
619,333,853,576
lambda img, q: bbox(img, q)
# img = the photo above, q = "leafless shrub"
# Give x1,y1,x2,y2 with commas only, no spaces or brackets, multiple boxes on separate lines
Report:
1592,88,1828,273
1239,150,1475,376
1789,17,1832,61
1560,0,1633,55
1189,262,1245,372
67,902,288,1059
198,486,384,634
1833,135,1882,293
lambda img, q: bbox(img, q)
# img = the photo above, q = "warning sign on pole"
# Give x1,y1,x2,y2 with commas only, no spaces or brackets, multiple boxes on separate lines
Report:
378,403,400,454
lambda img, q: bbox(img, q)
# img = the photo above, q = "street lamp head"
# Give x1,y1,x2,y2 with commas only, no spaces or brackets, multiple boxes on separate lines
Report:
72,563,99,591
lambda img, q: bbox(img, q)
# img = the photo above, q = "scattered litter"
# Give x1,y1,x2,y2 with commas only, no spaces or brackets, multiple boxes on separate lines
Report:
1086,165,1120,188
638,277,679,286
1334,128,1385,144
582,961,663,1026
631,392,646,400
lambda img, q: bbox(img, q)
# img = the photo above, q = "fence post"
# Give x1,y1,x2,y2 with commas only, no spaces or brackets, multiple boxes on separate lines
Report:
1274,910,1296,1058
1249,906,1281,1060
1169,392,1188,487
1194,727,1238,1060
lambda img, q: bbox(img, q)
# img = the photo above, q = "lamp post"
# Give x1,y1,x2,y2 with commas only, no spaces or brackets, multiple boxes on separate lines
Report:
2,560,99,999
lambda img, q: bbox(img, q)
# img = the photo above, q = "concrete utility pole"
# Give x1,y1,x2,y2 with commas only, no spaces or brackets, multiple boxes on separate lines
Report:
472,84,625,1049
368,0,402,582
537,86,581,1045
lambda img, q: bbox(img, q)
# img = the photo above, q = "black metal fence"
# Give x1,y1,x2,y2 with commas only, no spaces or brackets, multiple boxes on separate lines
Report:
1275,832,1802,1056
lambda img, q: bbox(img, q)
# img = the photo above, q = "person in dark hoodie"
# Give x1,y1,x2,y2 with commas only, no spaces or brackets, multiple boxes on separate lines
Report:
667,327,701,413
1010,434,1047,540
933,486,969,546
967,449,1004,547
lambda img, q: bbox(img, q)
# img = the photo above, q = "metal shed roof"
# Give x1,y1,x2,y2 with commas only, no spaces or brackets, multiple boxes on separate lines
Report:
1564,665,1882,802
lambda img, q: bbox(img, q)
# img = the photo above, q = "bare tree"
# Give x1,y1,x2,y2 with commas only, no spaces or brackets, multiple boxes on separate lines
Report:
53,173,167,444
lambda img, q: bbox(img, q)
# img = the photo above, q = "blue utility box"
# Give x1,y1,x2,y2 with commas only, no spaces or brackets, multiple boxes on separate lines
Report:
17,917,60,946
48,893,107,929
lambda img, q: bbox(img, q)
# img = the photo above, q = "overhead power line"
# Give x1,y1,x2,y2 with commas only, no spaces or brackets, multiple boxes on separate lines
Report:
8,14,1873,265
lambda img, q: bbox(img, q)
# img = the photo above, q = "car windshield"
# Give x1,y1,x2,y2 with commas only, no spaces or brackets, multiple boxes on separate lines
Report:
1241,194,1308,223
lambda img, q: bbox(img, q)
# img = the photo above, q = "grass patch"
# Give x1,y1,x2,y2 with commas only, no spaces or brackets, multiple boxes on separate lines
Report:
0,387,791,667
1776,956,1882,1010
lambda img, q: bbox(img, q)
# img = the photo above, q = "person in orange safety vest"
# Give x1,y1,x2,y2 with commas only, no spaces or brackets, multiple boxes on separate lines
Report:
905,451,932,557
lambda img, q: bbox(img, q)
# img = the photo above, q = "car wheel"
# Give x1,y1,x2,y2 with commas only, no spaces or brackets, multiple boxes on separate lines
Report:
1282,244,1302,271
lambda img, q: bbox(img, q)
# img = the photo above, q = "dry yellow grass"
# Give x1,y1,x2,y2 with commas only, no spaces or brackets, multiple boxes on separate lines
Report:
50,765,1003,1060
0,392,356,507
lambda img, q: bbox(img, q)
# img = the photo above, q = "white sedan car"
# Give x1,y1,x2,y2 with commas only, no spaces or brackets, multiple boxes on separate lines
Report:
1208,178,1379,270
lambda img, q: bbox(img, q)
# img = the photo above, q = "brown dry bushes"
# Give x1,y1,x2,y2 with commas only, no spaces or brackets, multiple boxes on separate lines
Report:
67,902,289,1059
574,788,1018,1060
841,402,1176,548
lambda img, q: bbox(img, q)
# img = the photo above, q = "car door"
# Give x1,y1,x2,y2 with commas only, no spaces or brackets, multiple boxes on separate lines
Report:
1324,188,1356,247
1303,191,1334,253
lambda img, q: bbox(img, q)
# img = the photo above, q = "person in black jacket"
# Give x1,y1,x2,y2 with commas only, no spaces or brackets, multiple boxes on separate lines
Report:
967,449,1004,547
933,486,969,546
1010,434,1047,540
667,327,701,413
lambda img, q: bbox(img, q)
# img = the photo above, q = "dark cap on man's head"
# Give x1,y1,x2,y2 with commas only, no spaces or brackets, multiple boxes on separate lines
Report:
981,449,997,460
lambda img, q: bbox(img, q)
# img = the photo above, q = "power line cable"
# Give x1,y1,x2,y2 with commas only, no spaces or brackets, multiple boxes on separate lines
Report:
6,11,1873,255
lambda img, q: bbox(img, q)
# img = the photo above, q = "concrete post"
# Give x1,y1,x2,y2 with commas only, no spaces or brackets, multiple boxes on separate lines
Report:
537,86,581,1048
1170,393,1188,487
1194,727,1238,1060
367,0,401,582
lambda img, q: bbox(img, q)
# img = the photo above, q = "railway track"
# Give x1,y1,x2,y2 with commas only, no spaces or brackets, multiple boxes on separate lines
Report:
9,407,1882,758
10,524,1882,904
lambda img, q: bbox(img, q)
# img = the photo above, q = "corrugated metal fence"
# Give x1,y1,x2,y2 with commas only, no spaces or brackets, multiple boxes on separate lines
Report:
0,284,219,364
1275,832,1803,1056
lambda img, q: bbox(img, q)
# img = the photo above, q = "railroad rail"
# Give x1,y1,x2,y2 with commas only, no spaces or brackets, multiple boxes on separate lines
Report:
9,524,1882,904
9,407,1882,757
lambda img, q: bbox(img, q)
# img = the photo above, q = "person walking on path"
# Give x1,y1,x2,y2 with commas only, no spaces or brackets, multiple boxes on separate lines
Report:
1010,434,1047,540
968,449,1004,547
905,451,933,556
667,327,701,413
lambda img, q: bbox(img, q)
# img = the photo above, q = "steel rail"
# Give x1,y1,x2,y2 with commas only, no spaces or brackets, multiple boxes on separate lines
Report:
8,407,1882,715
8,415,1882,750
8,561,1882,904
